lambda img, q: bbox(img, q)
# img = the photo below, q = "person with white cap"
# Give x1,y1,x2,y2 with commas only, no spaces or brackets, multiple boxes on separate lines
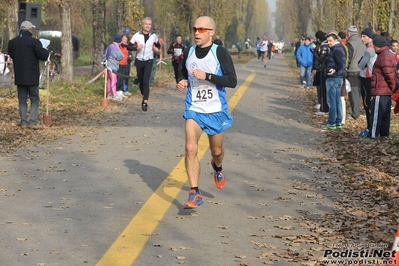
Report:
7,21,49,129
346,26,366,121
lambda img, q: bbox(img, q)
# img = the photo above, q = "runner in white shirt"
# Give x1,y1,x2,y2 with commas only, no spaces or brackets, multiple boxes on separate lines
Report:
259,35,268,67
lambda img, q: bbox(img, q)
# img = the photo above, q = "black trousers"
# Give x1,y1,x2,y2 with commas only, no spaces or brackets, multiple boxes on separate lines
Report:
172,60,183,83
360,77,372,129
135,58,153,101
369,95,391,138
117,65,129,92
315,71,328,112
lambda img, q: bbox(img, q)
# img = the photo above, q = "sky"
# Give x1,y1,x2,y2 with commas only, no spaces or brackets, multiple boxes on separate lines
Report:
267,0,276,12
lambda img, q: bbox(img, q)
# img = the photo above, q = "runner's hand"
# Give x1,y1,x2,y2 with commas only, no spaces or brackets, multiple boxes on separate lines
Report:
177,79,188,92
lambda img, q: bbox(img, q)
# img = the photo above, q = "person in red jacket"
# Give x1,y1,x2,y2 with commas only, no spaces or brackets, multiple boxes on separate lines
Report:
368,35,397,141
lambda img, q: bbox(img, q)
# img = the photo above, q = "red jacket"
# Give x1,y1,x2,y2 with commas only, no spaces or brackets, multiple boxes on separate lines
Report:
371,46,397,96
118,44,128,66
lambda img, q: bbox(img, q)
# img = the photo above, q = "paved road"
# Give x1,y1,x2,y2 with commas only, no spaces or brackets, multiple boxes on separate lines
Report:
0,55,339,266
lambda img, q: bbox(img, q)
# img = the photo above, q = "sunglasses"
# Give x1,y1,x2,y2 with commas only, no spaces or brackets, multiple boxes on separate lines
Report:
192,27,213,34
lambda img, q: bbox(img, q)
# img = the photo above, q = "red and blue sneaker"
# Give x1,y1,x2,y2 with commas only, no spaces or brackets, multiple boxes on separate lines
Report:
211,158,225,189
183,189,204,209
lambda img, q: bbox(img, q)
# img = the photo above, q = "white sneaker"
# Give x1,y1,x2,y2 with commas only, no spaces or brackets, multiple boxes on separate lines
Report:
117,91,127,98
111,95,122,101
314,104,321,110
124,91,132,96
315,111,328,115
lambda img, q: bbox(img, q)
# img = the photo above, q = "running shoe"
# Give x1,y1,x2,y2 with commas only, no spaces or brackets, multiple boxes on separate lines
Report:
358,128,369,138
183,189,204,209
211,158,226,189
335,123,343,129
321,124,336,130
142,102,148,111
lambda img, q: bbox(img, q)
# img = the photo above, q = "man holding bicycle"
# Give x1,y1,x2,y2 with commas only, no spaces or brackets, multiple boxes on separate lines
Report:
8,21,49,129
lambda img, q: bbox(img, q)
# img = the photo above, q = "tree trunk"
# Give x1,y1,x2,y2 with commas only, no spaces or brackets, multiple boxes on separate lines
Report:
116,0,124,32
7,0,18,87
388,0,395,34
92,0,106,76
57,0,73,81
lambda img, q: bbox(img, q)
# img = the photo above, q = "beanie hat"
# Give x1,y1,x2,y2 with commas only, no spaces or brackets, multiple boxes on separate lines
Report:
347,26,358,35
123,28,131,35
373,35,387,47
361,28,373,38
315,31,326,41
326,30,338,38
114,34,122,43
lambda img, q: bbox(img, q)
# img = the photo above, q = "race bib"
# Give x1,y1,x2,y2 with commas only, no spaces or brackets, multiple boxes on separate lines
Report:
190,79,220,112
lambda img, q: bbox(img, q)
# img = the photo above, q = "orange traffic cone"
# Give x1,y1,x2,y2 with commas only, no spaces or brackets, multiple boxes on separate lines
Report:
389,227,399,266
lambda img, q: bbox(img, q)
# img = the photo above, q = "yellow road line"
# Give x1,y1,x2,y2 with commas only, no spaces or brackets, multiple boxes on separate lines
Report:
96,69,256,266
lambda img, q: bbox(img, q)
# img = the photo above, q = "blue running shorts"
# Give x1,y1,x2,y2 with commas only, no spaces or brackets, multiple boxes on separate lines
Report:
183,110,233,135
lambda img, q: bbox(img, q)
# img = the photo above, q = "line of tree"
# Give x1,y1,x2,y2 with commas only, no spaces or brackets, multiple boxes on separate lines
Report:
0,0,273,79
275,0,399,44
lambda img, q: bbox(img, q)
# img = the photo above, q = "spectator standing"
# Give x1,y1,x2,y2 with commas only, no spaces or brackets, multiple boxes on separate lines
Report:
236,40,243,59
176,16,237,209
338,32,347,45
103,34,123,101
346,26,366,121
116,34,134,98
368,35,397,141
123,28,133,91
167,34,185,83
129,17,161,111
321,31,346,130
213,35,223,46
390,40,399,73
184,36,191,48
7,21,49,129
72,34,79,63
294,38,301,67
312,31,329,114
296,37,314,89
357,28,377,137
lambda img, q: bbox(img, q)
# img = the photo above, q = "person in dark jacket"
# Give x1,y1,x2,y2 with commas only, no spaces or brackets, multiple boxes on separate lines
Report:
368,35,397,141
213,35,223,46
321,31,346,130
167,35,185,83
72,34,79,63
312,31,329,114
7,21,49,129
346,26,366,120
